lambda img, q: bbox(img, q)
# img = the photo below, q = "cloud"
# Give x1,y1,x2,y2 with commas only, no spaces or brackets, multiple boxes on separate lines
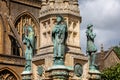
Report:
79,0,120,53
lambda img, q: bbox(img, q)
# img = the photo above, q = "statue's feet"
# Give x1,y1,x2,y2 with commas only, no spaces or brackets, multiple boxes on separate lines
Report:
90,65,96,70
89,65,100,73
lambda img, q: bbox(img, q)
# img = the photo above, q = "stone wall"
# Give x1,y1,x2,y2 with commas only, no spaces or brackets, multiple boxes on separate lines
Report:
10,1,40,22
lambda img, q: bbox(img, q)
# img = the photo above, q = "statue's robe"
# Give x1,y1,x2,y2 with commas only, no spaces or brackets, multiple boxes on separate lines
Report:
86,30,97,53
52,23,67,59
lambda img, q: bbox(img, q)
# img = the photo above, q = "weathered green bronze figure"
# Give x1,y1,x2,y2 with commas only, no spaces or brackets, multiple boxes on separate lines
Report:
23,21,35,73
86,24,97,71
52,15,67,65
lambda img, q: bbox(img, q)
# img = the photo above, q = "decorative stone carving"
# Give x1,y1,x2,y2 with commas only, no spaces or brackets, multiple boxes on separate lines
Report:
37,66,44,76
40,0,80,18
74,63,83,77
15,15,37,39
0,69,17,80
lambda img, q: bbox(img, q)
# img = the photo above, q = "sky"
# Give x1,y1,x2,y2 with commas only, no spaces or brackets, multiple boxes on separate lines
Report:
78,0,120,53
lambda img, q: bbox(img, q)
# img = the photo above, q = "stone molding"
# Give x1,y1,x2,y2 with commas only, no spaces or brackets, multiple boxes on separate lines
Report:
40,2,80,18
37,45,82,55
0,54,25,66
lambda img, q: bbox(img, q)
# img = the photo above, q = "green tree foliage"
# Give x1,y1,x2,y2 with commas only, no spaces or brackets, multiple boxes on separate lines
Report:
101,63,120,80
114,46,120,58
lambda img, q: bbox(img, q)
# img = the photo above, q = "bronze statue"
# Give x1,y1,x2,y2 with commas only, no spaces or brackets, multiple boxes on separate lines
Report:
23,21,35,72
86,24,97,71
52,15,68,65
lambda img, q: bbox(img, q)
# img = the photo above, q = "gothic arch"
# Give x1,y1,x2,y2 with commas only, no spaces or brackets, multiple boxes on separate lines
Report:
0,67,20,80
14,11,39,34
13,11,40,54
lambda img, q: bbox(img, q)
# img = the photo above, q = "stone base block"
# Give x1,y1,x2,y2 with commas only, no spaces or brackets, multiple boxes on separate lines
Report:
88,70,101,80
47,65,70,80
21,71,32,80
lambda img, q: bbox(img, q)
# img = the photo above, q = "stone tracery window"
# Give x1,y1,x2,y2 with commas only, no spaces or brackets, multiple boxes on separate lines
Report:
41,19,51,47
15,14,37,41
68,19,78,45
14,14,38,55
0,69,17,80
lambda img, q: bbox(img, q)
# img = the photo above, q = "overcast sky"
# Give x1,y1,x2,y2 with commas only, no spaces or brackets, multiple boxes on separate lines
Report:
79,0,120,53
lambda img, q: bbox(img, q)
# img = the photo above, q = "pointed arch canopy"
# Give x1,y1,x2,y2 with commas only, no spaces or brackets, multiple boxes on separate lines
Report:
14,11,39,35
0,67,20,80
13,11,40,55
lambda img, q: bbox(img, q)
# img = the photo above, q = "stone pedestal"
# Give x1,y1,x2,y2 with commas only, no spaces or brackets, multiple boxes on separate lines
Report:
47,65,70,80
21,71,32,80
88,70,101,80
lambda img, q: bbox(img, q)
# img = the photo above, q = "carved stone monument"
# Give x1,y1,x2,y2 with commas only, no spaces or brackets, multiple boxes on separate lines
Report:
21,21,35,80
86,24,101,80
